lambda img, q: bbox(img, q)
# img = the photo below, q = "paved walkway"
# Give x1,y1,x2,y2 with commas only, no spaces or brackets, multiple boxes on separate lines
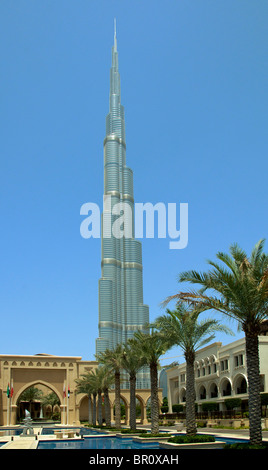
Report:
0,427,42,449
2,438,38,449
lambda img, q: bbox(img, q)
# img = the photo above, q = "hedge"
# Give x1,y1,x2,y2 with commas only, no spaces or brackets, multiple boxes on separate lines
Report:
201,402,219,412
172,404,184,413
168,434,215,444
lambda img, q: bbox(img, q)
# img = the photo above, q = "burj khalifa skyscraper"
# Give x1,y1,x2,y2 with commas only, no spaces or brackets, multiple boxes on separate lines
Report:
96,24,150,388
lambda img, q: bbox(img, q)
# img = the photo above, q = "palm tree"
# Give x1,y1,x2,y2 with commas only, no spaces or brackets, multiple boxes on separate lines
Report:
152,304,233,435
96,344,124,429
75,371,97,426
19,386,43,419
133,330,170,435
98,366,114,427
121,339,147,431
75,373,93,425
164,239,268,445
96,373,103,426
41,392,60,420
91,389,97,426
86,368,107,426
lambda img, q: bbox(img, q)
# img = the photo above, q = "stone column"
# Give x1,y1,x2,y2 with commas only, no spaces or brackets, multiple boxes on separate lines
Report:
142,403,148,425
3,404,8,426
60,405,67,425
11,404,18,425
74,404,81,426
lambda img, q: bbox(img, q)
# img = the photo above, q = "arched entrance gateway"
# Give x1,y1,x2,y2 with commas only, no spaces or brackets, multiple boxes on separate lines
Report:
0,354,159,426
0,354,86,426
16,381,62,422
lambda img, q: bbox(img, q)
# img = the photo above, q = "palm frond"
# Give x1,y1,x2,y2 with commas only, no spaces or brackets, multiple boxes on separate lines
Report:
229,242,248,265
250,239,266,266
152,305,233,357
215,251,238,276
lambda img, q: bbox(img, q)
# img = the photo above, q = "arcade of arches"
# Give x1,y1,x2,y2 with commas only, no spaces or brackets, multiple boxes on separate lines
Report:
0,354,159,426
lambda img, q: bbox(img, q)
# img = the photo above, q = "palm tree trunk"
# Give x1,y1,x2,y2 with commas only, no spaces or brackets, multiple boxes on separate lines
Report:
114,370,121,429
245,331,262,445
104,388,111,427
97,390,102,425
129,373,136,431
92,393,97,426
150,362,159,435
88,394,92,425
185,352,196,436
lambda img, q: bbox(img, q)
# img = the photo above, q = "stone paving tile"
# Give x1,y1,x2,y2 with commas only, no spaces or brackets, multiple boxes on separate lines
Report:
1,438,38,449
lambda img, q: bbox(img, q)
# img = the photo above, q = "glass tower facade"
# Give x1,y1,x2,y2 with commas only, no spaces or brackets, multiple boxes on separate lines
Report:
96,26,150,388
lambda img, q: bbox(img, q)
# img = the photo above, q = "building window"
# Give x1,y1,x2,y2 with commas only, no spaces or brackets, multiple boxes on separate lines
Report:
180,374,185,383
220,359,229,371
208,365,211,375
202,367,206,376
174,380,179,388
235,354,244,367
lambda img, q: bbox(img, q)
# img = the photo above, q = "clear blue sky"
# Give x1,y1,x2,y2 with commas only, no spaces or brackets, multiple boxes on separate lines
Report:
1,1,267,365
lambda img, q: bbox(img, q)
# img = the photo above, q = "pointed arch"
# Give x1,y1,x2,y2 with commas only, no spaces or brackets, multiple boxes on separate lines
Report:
14,380,62,405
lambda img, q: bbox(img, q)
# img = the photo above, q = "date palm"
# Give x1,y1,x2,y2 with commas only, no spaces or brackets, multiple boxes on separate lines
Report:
122,339,147,430
84,367,112,426
19,386,43,418
75,371,96,426
91,389,97,426
96,371,104,426
133,330,170,434
96,344,124,429
164,239,268,445
98,366,114,427
153,304,233,435
41,392,60,420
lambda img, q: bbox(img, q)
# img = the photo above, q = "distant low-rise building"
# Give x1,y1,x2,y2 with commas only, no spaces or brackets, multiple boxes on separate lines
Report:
0,353,157,426
166,335,268,412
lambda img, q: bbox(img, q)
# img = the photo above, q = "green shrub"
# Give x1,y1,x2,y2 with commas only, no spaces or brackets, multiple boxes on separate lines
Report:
120,429,147,434
261,393,268,406
201,402,218,412
139,433,172,438
224,398,242,410
172,404,183,413
168,434,215,444
161,406,169,413
224,442,268,450
196,421,207,428
91,425,121,431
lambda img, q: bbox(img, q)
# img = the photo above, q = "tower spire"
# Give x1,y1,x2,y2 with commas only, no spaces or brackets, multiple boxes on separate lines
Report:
97,24,150,389
114,18,117,52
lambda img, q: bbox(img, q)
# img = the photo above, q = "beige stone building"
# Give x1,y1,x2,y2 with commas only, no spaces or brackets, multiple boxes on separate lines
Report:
0,353,159,427
166,335,268,413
